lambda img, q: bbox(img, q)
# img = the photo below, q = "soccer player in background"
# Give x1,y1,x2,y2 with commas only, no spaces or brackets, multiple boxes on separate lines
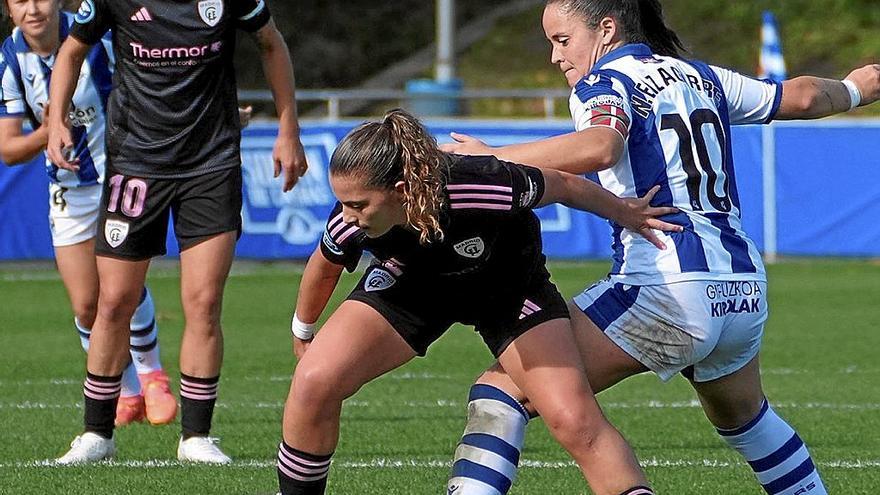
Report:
45,0,307,464
277,109,686,495
0,0,177,429
441,1,880,494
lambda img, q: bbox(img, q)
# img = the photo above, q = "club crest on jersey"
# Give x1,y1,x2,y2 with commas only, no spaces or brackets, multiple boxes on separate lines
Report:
75,0,96,24
454,237,485,259
365,268,396,292
198,0,223,27
104,219,130,248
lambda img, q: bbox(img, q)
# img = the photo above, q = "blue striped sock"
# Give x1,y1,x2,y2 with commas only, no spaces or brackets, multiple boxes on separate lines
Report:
448,384,529,495
129,287,162,374
718,399,827,495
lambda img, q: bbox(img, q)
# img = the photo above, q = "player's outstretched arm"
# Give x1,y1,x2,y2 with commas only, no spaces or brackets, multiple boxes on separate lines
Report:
46,36,90,171
776,64,880,120
440,126,624,175
290,247,345,359
252,19,308,193
538,169,682,249
0,116,48,165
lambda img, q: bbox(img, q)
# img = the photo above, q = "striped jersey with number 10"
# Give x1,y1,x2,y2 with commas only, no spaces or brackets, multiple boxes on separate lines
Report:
0,12,112,188
571,43,782,285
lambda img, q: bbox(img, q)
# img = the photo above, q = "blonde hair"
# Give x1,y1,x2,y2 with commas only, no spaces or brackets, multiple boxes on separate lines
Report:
329,109,449,244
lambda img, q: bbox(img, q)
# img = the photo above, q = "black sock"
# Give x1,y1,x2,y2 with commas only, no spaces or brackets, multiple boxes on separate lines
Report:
179,373,219,438
83,372,122,439
277,441,333,495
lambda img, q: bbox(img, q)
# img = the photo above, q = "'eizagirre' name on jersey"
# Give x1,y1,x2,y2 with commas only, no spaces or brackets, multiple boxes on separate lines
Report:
569,43,783,285
69,0,271,179
320,155,547,288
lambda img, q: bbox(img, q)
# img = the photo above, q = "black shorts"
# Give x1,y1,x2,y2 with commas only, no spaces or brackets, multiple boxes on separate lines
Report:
95,163,242,260
347,263,570,357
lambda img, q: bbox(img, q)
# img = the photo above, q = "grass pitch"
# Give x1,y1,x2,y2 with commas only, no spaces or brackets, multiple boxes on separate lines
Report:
0,260,878,494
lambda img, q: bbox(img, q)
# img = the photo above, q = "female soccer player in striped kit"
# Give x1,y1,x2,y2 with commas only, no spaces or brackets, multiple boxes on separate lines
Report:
0,0,176,430
277,109,685,495
442,1,880,494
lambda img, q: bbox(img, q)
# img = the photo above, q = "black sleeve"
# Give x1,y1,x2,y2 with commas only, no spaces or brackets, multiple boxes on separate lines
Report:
69,0,112,45
232,0,272,32
446,155,546,214
319,203,364,272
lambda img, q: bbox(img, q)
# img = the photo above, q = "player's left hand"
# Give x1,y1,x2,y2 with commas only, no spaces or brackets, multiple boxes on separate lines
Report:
274,134,308,192
620,185,683,250
293,336,312,360
845,64,880,107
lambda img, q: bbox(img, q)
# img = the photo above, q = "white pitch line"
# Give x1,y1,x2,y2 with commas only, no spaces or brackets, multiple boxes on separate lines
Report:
1,457,877,470
3,400,880,411
3,366,877,388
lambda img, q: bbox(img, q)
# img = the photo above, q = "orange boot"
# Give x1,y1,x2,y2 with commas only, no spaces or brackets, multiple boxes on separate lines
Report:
139,370,178,426
115,395,146,426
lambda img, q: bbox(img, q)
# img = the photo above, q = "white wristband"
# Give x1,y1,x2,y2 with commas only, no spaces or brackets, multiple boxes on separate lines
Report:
291,314,316,340
842,79,862,110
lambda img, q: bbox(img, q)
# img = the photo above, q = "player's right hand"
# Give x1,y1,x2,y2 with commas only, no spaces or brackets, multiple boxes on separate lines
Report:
619,185,684,250
845,64,880,107
46,113,79,172
439,132,493,155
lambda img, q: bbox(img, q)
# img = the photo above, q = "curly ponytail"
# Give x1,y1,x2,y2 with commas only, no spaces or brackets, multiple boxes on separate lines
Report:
329,109,448,244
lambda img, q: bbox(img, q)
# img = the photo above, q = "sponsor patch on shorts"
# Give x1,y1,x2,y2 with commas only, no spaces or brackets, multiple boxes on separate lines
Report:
104,219,130,248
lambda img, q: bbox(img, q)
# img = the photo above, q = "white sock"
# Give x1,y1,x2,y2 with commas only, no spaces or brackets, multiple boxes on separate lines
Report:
75,318,141,397
718,399,827,495
129,287,162,374
448,384,529,495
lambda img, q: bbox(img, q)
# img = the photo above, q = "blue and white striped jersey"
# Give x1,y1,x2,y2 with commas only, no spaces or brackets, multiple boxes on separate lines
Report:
570,43,782,284
0,12,113,188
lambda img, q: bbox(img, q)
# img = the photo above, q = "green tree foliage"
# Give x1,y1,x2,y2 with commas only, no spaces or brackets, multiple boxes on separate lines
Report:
458,1,880,116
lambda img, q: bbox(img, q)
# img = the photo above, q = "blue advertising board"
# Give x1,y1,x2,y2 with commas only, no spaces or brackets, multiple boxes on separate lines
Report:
0,120,878,260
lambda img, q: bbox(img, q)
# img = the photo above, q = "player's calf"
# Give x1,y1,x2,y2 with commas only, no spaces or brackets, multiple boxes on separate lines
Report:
447,384,529,495
718,399,827,495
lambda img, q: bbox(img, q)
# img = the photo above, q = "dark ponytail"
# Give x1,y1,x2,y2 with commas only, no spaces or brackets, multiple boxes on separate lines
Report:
547,0,685,58
329,109,448,244
635,0,684,58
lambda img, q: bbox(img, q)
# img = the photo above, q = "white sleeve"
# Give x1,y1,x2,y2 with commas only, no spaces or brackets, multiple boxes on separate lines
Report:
569,72,633,140
0,50,26,117
711,65,782,125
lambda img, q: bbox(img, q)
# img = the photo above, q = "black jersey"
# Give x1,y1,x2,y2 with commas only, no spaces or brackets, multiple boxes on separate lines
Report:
69,0,271,178
320,155,547,290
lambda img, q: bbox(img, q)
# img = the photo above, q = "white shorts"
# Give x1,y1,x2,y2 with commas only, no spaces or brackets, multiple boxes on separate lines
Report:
48,184,102,247
573,278,768,382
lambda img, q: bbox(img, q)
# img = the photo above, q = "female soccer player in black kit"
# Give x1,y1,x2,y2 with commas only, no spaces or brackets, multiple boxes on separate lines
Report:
46,0,307,464
278,109,682,495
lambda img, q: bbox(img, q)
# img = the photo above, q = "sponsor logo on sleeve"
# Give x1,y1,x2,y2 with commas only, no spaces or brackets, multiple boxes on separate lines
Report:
198,0,224,27
453,237,485,259
322,231,344,256
104,219,130,248
364,268,396,292
75,0,96,24
518,177,538,207
583,94,625,111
